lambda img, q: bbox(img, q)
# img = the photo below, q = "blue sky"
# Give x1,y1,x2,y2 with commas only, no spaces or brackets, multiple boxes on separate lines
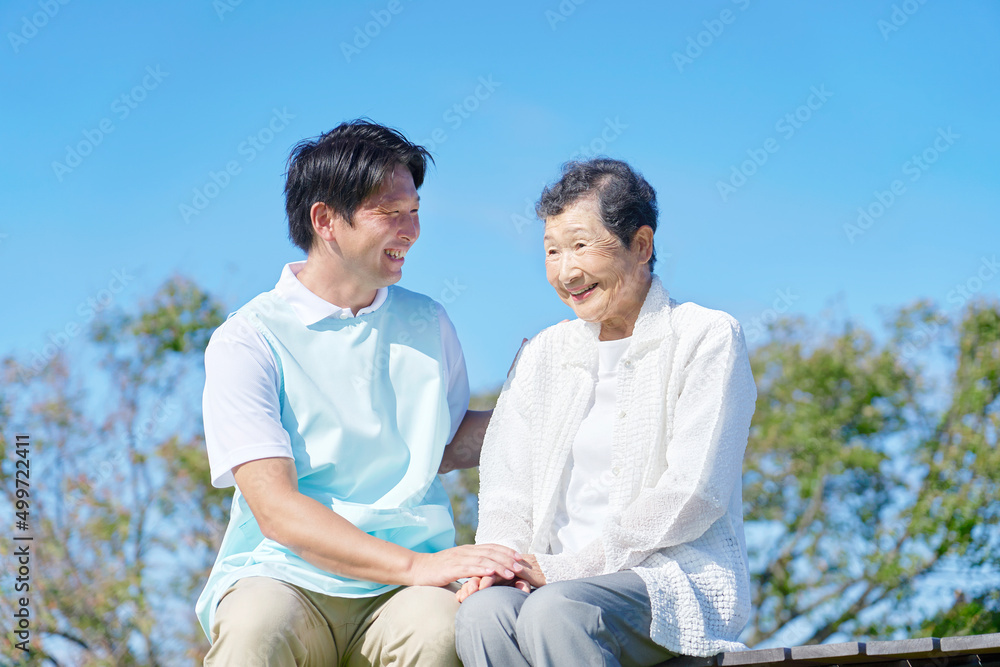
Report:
2,0,998,392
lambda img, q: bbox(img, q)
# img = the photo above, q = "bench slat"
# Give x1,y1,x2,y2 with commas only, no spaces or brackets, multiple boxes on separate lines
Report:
789,641,866,663
940,633,1000,654
660,655,719,667
718,647,790,666
866,637,941,658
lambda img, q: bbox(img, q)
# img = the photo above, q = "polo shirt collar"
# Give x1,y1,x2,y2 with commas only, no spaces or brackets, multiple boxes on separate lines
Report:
275,261,388,326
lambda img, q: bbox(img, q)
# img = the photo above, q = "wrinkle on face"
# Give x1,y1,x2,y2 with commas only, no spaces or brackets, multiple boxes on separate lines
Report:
543,196,652,340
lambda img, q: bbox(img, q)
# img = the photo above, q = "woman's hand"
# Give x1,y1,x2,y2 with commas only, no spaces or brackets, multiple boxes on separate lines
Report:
515,554,547,588
455,574,532,602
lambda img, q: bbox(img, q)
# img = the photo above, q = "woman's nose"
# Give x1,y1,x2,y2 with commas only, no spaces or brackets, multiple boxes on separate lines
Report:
559,255,583,284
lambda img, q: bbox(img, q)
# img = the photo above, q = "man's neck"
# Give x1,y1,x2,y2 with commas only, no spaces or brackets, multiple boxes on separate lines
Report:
295,255,378,315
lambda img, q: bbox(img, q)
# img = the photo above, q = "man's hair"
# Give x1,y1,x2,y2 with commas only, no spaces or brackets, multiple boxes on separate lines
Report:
536,158,658,271
284,119,433,252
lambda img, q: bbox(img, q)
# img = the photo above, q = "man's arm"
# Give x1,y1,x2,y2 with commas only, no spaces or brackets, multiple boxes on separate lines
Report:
438,409,492,474
438,337,528,475
234,456,523,587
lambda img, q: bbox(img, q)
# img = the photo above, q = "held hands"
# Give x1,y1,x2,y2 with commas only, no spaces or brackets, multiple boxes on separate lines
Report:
456,575,531,602
408,544,523,588
454,553,547,602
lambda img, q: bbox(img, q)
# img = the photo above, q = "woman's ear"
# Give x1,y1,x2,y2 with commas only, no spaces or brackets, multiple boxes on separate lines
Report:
633,225,654,264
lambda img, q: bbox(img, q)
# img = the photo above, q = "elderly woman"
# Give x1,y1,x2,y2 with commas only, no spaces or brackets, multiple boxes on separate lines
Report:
454,159,757,667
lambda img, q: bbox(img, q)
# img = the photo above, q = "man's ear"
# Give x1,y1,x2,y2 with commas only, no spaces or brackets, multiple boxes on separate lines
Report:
633,225,654,264
310,202,340,245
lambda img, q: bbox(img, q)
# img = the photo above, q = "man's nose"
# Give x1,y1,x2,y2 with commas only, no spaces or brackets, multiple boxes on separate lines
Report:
399,213,419,244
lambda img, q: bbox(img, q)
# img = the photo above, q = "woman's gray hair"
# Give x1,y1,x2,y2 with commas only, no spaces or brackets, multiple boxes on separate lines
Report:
536,158,658,270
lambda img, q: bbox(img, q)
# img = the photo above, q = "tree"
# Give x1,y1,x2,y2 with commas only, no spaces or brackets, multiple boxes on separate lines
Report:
920,590,1000,637
442,389,498,546
743,298,1000,645
0,277,226,665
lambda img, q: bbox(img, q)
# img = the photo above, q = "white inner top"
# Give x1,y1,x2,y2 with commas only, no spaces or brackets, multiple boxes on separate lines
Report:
549,335,631,555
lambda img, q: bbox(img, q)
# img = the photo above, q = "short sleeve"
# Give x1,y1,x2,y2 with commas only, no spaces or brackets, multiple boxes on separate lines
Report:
202,313,293,488
437,303,470,445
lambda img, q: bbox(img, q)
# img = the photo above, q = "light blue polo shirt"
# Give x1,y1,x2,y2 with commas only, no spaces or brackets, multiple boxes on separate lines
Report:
195,282,461,638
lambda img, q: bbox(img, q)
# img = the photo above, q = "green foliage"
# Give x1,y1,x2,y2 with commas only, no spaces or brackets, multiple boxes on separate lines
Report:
444,389,498,545
0,277,225,665
919,591,1000,637
744,298,1000,645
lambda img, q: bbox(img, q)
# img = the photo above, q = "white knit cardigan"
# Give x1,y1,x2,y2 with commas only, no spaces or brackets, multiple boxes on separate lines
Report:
475,276,757,657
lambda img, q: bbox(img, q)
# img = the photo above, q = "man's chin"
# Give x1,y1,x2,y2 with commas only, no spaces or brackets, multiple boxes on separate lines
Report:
380,271,403,288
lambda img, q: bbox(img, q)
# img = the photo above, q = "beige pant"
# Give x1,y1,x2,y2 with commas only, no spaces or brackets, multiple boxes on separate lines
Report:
204,576,462,667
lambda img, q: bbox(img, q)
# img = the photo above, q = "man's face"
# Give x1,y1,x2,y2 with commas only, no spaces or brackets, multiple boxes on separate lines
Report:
334,163,420,291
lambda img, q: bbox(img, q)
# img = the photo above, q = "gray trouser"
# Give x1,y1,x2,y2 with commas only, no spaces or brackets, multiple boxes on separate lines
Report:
454,570,677,667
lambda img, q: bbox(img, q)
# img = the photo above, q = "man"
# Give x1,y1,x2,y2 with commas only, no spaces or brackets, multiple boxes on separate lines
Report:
196,120,521,666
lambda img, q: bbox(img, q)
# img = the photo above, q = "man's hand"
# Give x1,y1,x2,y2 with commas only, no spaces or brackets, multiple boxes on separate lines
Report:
454,552,545,602
455,574,531,603
233,457,526,587
406,544,524,588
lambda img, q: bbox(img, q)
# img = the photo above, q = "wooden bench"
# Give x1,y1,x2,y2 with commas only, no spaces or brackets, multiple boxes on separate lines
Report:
658,634,1000,667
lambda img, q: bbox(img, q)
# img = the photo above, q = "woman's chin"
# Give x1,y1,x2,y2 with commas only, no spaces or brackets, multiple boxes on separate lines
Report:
569,306,604,324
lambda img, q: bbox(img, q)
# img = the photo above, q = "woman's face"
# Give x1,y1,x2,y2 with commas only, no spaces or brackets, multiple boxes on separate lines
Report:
543,196,652,337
